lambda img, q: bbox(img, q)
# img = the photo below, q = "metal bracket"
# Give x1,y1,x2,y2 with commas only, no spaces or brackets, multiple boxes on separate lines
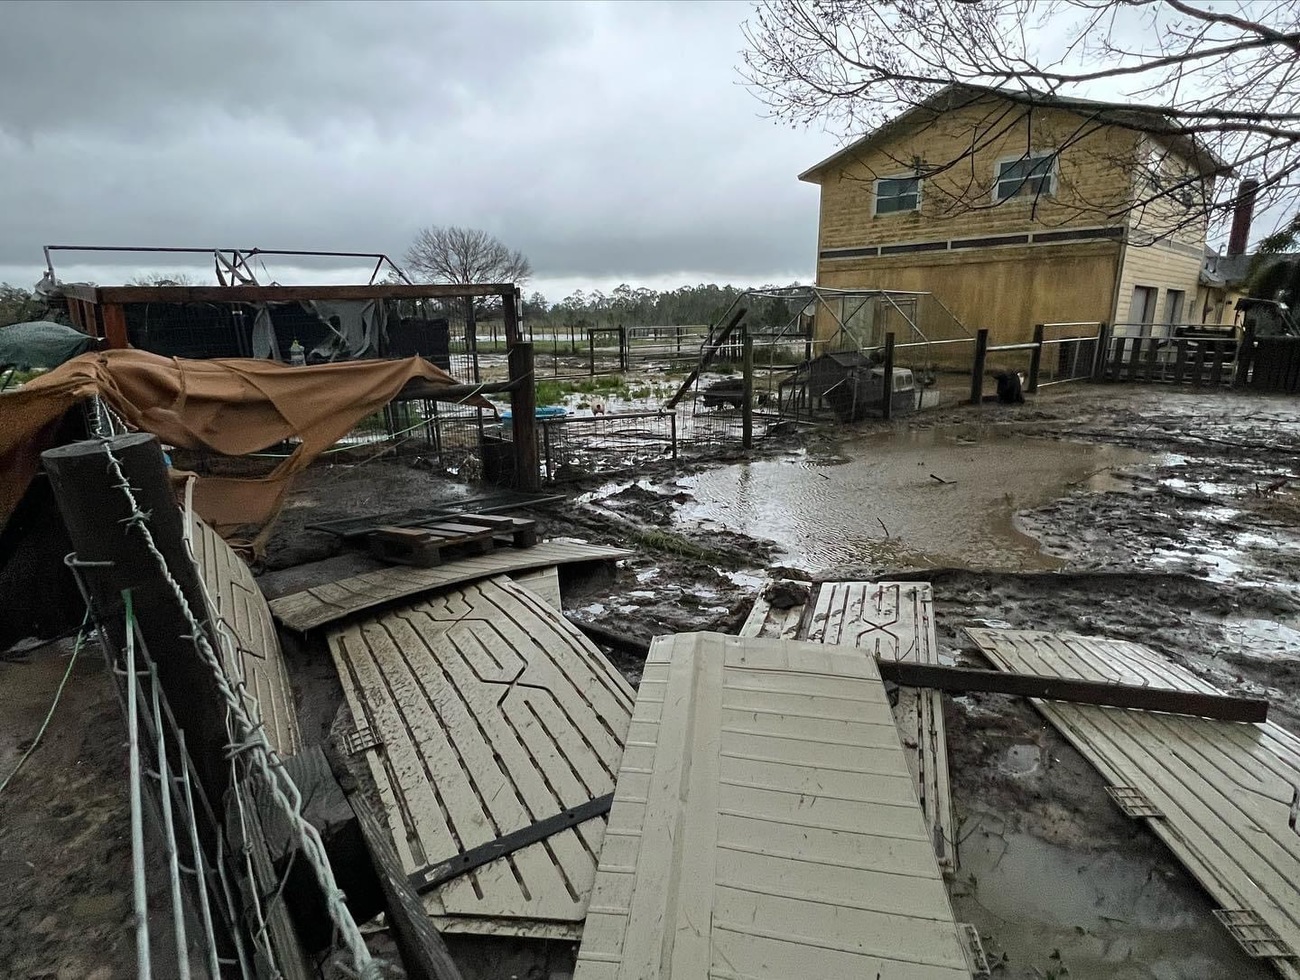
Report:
959,923,992,976
1214,909,1297,959
1106,785,1164,819
410,792,615,895
344,725,382,755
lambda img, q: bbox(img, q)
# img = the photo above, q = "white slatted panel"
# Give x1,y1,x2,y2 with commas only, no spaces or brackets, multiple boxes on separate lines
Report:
968,627,1300,976
575,632,970,979
328,575,635,937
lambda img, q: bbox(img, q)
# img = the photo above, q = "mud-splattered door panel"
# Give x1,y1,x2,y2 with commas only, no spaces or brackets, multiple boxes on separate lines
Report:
328,575,634,937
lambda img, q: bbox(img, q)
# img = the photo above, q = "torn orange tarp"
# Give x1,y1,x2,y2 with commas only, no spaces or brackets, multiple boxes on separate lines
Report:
0,350,493,540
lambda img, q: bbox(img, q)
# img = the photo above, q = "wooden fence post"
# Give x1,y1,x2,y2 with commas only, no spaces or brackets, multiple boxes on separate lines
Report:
1235,322,1256,387
42,433,230,805
1091,321,1110,380
509,343,541,492
1028,324,1044,392
501,288,521,347
970,328,989,404
881,332,896,420
742,329,754,449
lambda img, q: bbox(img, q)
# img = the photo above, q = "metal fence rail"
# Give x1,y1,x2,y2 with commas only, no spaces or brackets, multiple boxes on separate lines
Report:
539,411,677,481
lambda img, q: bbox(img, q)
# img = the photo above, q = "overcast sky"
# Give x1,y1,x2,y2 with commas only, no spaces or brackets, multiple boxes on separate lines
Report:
0,0,839,298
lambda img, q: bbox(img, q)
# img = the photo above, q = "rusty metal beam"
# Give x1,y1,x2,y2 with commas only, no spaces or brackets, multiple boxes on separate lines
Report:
73,283,515,305
878,660,1268,722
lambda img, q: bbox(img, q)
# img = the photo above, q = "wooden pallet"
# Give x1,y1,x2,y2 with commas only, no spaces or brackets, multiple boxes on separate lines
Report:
367,515,538,568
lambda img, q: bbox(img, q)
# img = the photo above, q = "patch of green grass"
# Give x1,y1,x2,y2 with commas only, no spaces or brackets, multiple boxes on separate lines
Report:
704,361,736,375
631,528,731,564
535,380,567,405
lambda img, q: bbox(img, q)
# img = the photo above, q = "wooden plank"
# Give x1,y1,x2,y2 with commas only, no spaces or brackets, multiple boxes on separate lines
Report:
806,582,957,872
251,746,381,952
189,517,302,757
878,660,1268,721
351,793,465,980
966,628,1300,976
224,787,314,980
270,540,631,632
327,576,634,937
573,633,970,980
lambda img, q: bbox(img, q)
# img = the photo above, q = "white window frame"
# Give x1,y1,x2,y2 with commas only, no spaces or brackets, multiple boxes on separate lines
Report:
992,151,1058,204
872,173,922,217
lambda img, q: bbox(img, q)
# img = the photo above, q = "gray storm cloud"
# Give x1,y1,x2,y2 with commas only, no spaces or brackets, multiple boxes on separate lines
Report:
0,0,833,287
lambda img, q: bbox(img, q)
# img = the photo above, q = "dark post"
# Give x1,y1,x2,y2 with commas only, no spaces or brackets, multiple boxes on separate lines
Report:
501,287,521,347
881,332,896,420
509,343,541,492
588,330,596,376
1236,321,1256,387
101,302,130,348
970,328,989,404
1028,324,1045,392
42,433,229,803
1091,321,1110,380
742,328,754,450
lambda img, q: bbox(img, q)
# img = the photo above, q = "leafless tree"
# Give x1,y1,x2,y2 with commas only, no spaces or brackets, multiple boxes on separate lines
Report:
127,272,199,286
404,225,532,287
742,1,1300,239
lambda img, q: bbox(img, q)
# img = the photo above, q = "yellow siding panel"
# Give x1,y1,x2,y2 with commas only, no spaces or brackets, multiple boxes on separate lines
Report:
813,100,1140,250
816,243,1119,345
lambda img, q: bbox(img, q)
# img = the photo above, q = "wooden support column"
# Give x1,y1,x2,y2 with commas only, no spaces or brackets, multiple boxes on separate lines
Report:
509,342,540,492
741,328,754,449
881,331,896,420
101,302,129,348
1028,324,1044,392
42,433,229,804
969,328,989,404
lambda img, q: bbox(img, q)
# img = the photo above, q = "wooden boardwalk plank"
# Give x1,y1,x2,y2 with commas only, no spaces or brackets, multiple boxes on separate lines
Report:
573,632,970,980
188,516,301,757
967,627,1300,976
272,540,631,632
328,575,635,937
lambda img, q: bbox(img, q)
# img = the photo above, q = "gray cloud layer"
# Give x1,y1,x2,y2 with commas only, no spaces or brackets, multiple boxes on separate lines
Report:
0,0,835,289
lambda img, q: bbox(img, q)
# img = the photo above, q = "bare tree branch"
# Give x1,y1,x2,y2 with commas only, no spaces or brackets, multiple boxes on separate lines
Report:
741,0,1300,237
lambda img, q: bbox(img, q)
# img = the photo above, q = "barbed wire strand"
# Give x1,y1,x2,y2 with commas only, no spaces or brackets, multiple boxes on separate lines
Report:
98,434,381,980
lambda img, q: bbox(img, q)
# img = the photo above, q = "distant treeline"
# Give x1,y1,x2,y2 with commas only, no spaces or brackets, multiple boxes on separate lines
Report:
523,282,806,329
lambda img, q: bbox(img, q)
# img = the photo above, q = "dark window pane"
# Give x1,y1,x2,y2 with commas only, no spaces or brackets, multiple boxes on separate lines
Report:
876,177,919,214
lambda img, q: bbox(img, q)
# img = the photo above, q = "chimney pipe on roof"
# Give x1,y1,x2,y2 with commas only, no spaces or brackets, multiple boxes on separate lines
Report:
1228,178,1259,257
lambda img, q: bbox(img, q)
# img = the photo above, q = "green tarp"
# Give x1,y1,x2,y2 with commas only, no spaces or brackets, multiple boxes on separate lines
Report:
0,321,95,371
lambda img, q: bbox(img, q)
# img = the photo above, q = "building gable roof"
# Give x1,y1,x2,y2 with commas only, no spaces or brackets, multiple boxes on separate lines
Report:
799,83,1230,183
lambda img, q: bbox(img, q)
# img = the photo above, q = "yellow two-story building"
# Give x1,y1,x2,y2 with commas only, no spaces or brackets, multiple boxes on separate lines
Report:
801,84,1232,344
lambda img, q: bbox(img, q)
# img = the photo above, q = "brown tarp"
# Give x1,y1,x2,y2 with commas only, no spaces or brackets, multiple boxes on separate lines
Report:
0,350,493,541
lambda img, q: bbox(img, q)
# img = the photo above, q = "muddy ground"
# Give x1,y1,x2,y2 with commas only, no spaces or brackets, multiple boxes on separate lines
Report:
4,383,1299,978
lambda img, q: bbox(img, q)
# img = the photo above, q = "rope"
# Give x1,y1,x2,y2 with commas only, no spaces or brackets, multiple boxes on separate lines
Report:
0,617,90,798
97,435,381,979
